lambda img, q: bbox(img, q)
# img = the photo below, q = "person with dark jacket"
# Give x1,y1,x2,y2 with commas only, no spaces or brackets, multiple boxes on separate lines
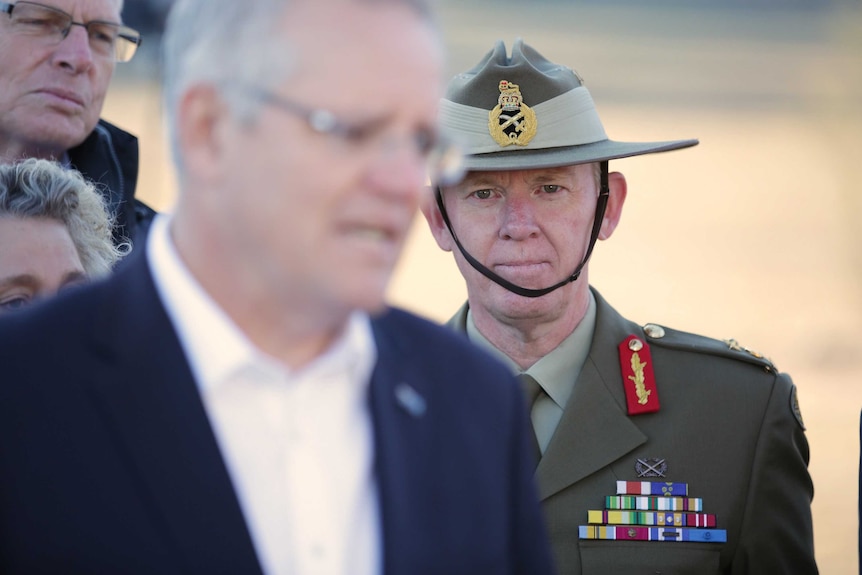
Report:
68,118,155,245
0,1,554,573
0,0,156,247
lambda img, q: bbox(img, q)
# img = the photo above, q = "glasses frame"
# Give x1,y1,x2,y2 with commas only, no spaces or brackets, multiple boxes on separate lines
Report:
0,0,142,62
243,86,465,186
249,87,423,146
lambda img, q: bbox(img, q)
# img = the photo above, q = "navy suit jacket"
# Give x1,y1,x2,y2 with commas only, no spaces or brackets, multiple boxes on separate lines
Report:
0,250,553,575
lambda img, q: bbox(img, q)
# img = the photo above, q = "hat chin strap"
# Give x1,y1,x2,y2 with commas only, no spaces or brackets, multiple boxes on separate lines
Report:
435,161,610,299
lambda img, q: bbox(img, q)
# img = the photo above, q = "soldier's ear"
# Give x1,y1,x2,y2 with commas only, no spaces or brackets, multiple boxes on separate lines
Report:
599,171,627,241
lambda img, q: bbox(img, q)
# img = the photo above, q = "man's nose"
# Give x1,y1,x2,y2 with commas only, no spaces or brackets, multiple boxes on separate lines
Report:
52,24,94,72
500,194,540,240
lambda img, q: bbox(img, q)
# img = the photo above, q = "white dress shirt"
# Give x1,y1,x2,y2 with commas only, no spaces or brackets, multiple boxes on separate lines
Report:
146,215,381,575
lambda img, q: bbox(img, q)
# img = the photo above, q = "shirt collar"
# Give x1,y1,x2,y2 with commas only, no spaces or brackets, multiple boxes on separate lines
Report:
466,290,597,408
145,214,377,392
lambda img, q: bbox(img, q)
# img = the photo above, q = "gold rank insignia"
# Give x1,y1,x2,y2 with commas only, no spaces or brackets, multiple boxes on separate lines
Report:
488,80,537,147
618,335,660,415
723,337,762,358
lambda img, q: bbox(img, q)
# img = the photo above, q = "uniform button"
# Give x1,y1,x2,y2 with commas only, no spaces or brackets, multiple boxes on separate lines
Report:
628,338,644,351
644,324,666,339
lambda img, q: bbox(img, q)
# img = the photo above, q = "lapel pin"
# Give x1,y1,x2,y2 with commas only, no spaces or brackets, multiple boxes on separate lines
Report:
394,383,426,418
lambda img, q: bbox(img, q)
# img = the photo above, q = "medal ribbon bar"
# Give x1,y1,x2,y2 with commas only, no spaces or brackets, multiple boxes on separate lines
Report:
579,525,726,543
587,510,716,527
605,495,703,512
616,481,688,496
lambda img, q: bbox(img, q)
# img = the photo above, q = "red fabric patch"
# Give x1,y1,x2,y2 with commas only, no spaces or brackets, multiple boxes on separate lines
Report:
618,335,660,415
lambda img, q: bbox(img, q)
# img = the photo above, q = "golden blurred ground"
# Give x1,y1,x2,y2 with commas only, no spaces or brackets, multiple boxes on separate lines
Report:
105,2,862,571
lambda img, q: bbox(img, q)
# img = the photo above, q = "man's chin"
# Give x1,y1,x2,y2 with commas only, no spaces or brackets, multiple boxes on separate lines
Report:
28,115,92,153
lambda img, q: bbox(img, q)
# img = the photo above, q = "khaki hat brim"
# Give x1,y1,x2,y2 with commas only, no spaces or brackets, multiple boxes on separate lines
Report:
462,137,699,172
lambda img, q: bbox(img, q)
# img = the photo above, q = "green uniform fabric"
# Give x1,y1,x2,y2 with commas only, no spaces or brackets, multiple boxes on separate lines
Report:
449,288,816,574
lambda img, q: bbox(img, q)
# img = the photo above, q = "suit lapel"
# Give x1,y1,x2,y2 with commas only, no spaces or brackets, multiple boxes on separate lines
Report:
85,252,263,574
368,312,434,575
536,290,648,500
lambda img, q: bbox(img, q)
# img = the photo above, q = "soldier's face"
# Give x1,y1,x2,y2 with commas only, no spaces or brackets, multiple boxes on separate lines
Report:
427,163,625,326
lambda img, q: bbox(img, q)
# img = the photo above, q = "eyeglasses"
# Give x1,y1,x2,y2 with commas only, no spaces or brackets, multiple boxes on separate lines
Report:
0,1,141,62
245,87,466,186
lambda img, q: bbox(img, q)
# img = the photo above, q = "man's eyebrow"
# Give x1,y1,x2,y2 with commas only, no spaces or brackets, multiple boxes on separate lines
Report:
0,274,39,290
529,168,576,182
460,175,500,187
60,270,87,288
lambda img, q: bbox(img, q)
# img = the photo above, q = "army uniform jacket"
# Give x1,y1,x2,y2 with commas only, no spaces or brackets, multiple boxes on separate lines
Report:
450,289,817,574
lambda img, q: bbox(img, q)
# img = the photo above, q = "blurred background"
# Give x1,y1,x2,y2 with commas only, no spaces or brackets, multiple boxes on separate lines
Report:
114,0,862,571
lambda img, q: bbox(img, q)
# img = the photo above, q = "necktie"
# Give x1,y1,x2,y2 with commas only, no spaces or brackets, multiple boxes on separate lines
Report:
517,373,545,465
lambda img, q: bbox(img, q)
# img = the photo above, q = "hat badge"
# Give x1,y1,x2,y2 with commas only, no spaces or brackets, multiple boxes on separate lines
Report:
488,80,537,147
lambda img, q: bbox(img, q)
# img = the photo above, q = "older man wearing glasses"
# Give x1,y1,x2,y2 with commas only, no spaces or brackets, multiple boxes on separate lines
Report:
0,0,554,573
0,0,154,246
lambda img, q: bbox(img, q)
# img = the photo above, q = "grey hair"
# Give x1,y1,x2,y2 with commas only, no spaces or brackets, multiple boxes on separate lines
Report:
0,159,127,278
161,0,437,176
162,0,300,174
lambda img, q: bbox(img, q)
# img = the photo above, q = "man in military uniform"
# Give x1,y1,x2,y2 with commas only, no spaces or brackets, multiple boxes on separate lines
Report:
422,39,817,574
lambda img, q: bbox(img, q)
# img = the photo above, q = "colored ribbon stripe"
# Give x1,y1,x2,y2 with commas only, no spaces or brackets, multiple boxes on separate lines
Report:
587,510,716,527
578,525,726,543
605,495,703,512
616,481,688,496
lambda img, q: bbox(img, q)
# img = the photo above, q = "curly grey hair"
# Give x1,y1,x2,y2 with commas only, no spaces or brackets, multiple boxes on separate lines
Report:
0,159,127,278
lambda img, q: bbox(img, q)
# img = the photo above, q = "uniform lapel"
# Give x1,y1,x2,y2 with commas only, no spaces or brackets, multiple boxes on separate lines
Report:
536,290,648,501
448,294,650,502
85,252,263,574
535,357,646,500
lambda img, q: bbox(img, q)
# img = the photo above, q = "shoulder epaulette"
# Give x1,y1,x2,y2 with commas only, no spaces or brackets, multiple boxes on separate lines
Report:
639,323,778,374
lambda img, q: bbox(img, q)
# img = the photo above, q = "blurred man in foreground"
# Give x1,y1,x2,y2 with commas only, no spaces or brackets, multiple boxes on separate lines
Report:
0,0,155,245
0,3,553,574
423,38,817,574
